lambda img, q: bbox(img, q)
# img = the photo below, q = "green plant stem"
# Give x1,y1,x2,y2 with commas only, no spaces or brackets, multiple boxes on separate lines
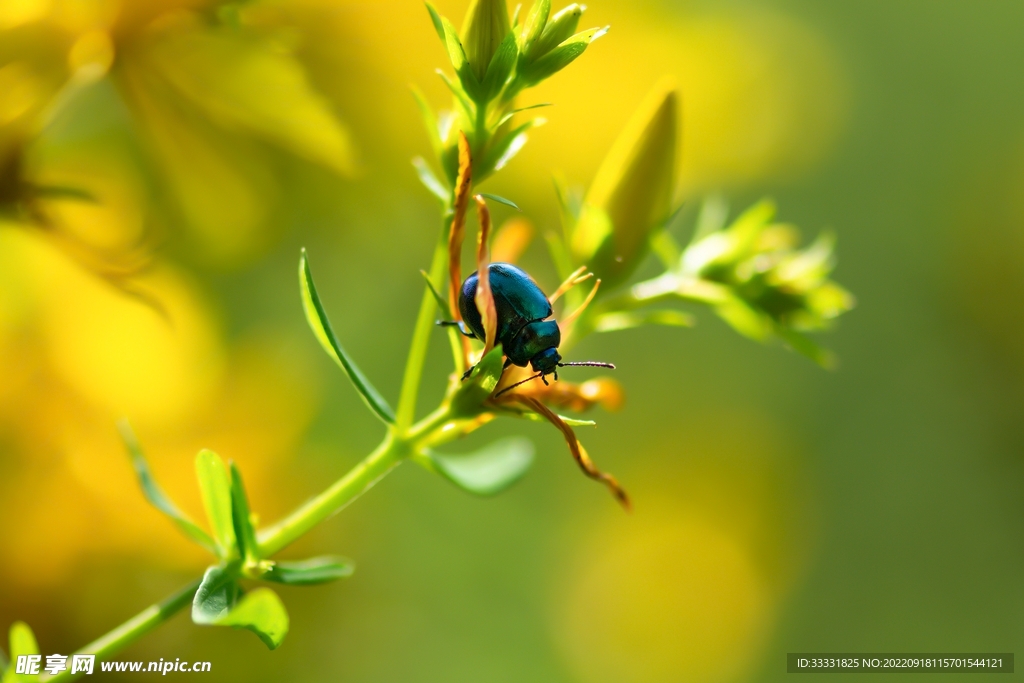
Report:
257,434,404,557
43,579,202,683
395,215,451,430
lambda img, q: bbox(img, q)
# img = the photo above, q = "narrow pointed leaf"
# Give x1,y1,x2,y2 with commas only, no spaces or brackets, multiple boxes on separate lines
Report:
496,101,554,128
777,328,836,369
517,411,596,427
195,451,236,559
593,309,695,332
413,157,450,203
436,70,476,122
411,87,443,161
435,13,483,100
211,588,289,650
650,229,681,270
425,436,535,495
300,250,396,424
479,193,521,211
518,26,607,84
264,556,355,585
689,195,729,245
420,269,452,319
714,293,772,341
424,2,446,41
118,420,217,554
481,118,544,179
229,463,259,564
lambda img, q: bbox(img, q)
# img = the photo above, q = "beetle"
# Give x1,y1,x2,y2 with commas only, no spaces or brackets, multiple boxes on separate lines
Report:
439,262,613,394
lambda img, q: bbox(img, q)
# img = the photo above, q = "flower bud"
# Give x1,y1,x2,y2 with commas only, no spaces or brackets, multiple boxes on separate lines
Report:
519,0,551,56
529,4,584,59
461,0,512,81
570,81,678,289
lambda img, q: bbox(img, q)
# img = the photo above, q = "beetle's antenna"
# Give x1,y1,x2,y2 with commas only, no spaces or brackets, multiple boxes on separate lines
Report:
494,372,545,398
557,361,616,369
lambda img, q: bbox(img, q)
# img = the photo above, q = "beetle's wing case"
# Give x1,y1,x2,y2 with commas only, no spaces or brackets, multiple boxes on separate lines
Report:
459,263,553,342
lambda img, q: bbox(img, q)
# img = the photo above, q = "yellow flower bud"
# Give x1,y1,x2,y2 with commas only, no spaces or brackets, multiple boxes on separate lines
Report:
571,80,679,289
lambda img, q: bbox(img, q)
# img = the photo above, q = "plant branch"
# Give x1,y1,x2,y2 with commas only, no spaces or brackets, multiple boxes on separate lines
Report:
43,579,202,683
256,434,405,557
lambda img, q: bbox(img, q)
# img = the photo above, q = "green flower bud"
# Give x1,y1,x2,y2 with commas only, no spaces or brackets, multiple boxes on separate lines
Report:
519,0,551,55
529,3,584,59
461,0,512,81
570,81,678,289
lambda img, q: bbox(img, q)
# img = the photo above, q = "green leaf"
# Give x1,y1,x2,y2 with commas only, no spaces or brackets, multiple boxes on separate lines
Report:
264,556,355,586
411,86,444,162
425,436,535,495
300,250,396,424
451,345,506,416
650,229,681,270
3,622,38,683
420,269,451,319
118,420,217,555
478,193,521,211
151,27,357,176
193,568,289,649
495,101,554,129
229,463,259,564
192,565,242,624
480,118,545,179
213,588,289,650
413,157,449,203
714,293,772,341
518,25,607,84
689,195,728,245
436,70,476,123
436,12,484,101
593,309,695,333
195,450,236,559
424,1,446,41
482,30,518,101
777,327,836,369
516,411,596,427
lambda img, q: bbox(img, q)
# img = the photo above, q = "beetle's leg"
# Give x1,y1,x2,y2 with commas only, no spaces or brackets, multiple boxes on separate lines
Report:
553,368,558,381
461,364,475,380
437,320,477,339
541,373,549,386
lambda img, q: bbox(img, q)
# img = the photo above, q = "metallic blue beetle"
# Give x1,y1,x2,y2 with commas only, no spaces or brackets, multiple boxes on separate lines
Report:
441,263,613,392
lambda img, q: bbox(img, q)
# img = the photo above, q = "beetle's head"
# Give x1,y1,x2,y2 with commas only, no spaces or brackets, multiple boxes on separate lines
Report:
530,347,562,375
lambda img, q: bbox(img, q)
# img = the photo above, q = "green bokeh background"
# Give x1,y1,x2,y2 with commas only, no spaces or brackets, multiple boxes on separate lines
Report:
2,1,1023,681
